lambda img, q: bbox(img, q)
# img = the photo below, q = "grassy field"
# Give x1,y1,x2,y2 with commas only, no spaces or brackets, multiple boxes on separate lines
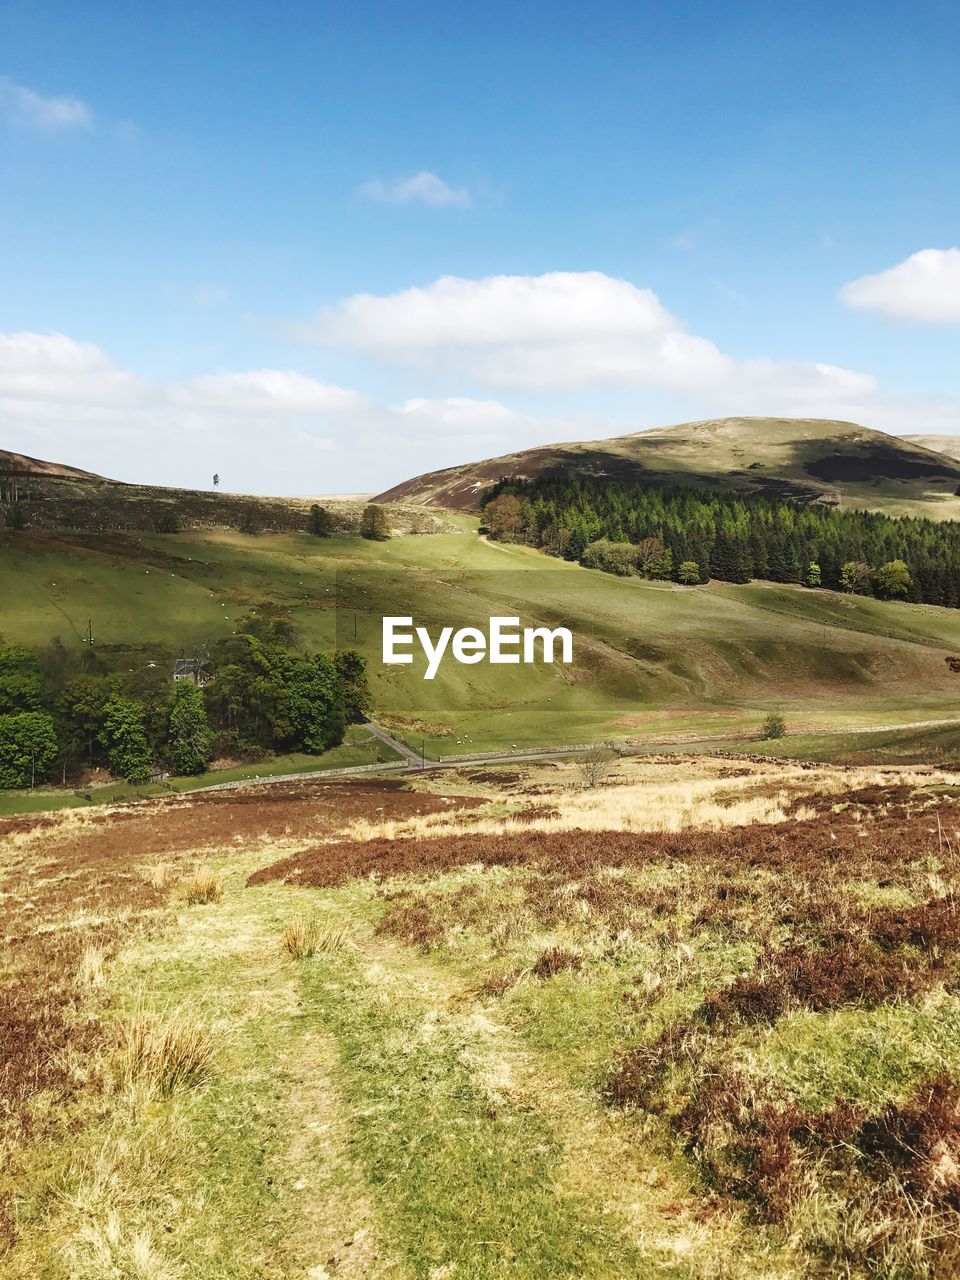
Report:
3,524,960,767
4,756,960,1277
0,723,401,817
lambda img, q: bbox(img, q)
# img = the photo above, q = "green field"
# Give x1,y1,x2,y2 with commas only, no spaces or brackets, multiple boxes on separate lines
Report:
0,723,401,816
3,523,960,759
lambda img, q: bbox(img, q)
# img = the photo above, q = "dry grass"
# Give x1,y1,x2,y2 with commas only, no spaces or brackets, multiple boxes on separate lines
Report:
282,914,350,958
341,758,960,843
140,860,172,891
67,1209,186,1280
179,869,223,905
76,945,107,991
117,1007,214,1096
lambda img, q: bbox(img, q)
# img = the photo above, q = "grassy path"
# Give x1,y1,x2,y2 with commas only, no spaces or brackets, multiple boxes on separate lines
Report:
7,849,796,1278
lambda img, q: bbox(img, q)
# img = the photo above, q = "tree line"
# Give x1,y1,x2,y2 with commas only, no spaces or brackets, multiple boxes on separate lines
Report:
0,616,370,790
481,476,960,605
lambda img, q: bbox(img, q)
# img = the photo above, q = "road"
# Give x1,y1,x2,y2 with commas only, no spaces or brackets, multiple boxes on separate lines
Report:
196,715,960,795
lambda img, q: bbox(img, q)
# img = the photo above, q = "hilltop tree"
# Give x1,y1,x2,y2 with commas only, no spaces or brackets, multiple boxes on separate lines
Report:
100,695,152,783
168,681,214,775
361,504,391,541
874,559,912,600
309,504,334,536
0,711,58,788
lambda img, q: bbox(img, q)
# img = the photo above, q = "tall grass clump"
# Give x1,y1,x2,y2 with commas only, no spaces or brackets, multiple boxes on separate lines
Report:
281,914,348,958
180,869,223,905
119,1008,214,1096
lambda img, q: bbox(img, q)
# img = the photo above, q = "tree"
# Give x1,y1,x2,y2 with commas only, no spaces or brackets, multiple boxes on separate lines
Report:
678,560,700,585
0,644,44,713
874,559,912,600
168,681,214,775
0,711,58,788
840,561,872,594
482,494,523,542
761,710,786,741
806,562,822,588
59,673,119,766
285,654,345,753
581,539,638,576
635,536,672,579
100,695,152,782
334,649,371,723
4,504,26,531
309,504,334,537
360,504,391,541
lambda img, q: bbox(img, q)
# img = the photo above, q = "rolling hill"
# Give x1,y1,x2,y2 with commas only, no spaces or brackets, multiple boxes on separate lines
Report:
375,416,960,519
3,521,960,757
904,434,960,463
0,448,103,480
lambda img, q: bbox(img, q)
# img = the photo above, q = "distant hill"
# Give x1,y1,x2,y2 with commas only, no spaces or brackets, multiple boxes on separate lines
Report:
903,435,960,464
0,448,104,480
375,417,960,520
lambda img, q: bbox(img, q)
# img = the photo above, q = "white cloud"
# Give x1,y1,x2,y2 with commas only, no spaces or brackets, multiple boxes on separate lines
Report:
174,369,368,415
0,76,92,131
298,270,879,405
358,170,472,208
0,331,573,491
840,248,960,323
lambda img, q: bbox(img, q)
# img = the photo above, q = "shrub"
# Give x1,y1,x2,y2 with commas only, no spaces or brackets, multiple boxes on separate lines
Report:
761,711,786,740
180,870,223,905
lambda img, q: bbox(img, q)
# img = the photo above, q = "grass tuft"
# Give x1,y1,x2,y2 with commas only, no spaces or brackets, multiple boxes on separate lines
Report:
282,914,349,958
180,869,223,905
118,1007,214,1096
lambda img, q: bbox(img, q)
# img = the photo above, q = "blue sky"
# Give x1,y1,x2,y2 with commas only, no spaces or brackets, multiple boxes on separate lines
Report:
2,0,959,493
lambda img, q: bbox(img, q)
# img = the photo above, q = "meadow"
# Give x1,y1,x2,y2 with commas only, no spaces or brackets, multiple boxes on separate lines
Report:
3,522,960,771
4,754,960,1278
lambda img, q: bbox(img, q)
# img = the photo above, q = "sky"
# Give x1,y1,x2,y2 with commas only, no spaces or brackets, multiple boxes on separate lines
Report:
1,0,959,495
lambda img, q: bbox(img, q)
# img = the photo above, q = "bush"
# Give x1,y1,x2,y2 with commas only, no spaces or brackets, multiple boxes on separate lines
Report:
761,711,786,740
181,870,223,905
581,539,638,576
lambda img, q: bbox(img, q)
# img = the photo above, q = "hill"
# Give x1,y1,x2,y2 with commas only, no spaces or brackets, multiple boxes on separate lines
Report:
3,521,960,758
0,469,464,536
375,416,960,519
904,433,960,463
0,448,103,480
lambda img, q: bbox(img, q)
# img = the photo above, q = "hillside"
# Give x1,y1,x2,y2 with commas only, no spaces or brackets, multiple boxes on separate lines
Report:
0,470,463,536
904,433,960,463
375,416,960,519
3,522,960,756
0,448,103,480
